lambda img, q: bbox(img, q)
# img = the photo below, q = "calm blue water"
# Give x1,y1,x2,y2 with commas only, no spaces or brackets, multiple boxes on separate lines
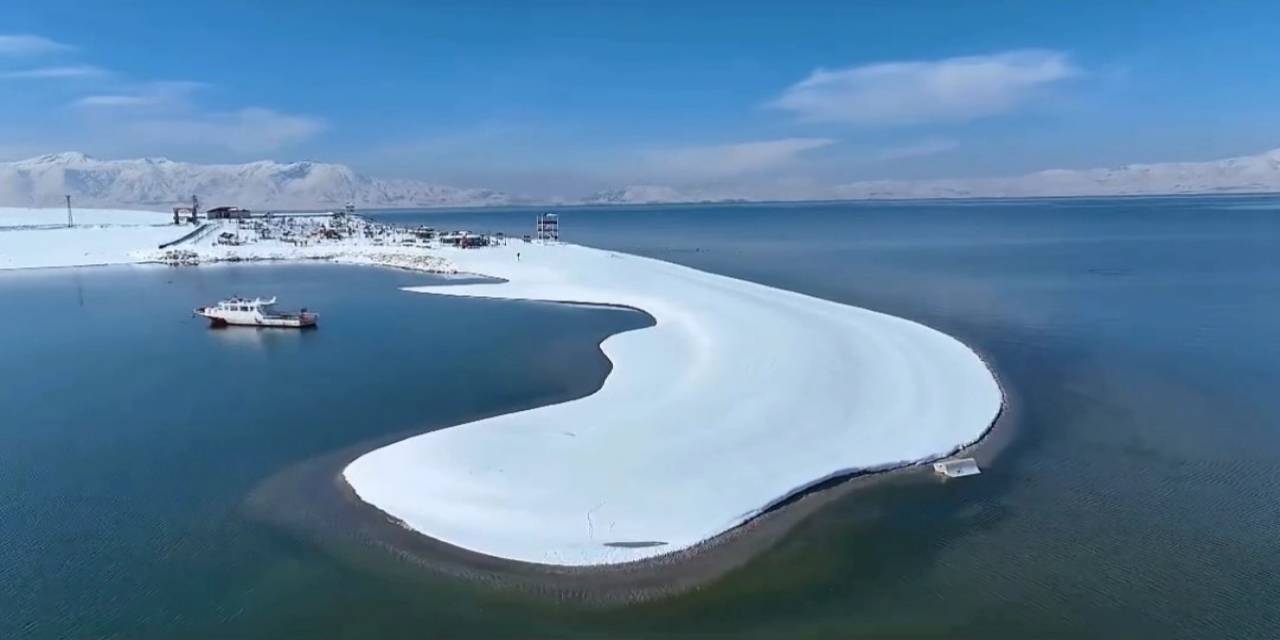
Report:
4,196,1280,638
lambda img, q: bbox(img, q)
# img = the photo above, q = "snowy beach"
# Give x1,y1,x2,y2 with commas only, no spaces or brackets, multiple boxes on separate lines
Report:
345,241,1003,566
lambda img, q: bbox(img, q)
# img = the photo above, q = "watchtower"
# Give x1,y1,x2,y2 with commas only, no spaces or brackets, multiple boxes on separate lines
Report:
535,213,559,242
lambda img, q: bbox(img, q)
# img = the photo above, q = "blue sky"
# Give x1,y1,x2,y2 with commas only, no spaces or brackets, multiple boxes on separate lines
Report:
3,1,1280,197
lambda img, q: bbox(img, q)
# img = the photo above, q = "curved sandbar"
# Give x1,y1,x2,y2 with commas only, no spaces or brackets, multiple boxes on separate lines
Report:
344,242,1002,566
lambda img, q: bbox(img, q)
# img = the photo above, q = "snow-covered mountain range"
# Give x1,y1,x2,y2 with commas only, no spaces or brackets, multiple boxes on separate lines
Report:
4,148,1280,210
580,185,745,205
596,149,1280,204
833,148,1280,200
0,152,513,210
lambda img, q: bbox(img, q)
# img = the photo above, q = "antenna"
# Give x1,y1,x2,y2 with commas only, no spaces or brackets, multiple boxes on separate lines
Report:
65,194,73,227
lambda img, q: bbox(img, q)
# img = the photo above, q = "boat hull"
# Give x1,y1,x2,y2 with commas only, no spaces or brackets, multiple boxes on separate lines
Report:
195,308,317,328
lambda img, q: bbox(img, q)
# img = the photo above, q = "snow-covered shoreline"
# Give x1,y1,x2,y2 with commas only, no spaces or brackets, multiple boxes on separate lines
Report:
344,242,1003,566
3,206,1002,569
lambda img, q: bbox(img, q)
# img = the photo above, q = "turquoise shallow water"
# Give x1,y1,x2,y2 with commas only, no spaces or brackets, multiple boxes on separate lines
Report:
4,196,1280,638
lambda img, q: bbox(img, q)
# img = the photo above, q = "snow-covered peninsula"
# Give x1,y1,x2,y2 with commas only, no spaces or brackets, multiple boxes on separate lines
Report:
2,205,1002,568
345,241,1002,566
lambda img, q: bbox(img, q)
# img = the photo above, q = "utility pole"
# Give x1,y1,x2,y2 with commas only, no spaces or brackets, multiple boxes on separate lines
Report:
65,195,73,227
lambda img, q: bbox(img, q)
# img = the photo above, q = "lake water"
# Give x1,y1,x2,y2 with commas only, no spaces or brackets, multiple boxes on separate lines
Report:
5,196,1280,638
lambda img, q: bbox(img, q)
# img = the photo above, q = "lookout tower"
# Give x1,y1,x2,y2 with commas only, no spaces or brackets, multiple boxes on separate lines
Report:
172,195,200,225
535,212,559,242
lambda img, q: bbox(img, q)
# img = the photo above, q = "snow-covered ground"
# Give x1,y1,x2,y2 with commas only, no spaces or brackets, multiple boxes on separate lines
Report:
0,207,182,269
0,225,188,270
0,206,171,228
0,207,454,272
344,241,1003,566
144,216,456,272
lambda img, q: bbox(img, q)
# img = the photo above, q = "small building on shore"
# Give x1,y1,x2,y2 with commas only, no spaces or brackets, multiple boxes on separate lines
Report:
207,206,252,220
439,231,490,248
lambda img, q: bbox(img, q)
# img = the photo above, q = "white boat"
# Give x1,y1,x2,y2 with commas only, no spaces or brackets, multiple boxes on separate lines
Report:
195,297,317,328
933,457,981,478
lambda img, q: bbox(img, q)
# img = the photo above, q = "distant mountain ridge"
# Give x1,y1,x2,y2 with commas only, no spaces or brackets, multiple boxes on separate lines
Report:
0,152,514,210
3,149,1280,210
830,148,1280,200
595,149,1280,204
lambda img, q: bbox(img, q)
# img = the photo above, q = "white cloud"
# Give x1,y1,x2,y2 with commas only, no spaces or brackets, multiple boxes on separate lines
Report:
0,65,109,79
68,79,322,154
72,81,207,109
875,138,958,161
642,137,835,180
0,32,324,159
128,108,327,153
0,34,74,56
769,50,1079,125
75,94,159,107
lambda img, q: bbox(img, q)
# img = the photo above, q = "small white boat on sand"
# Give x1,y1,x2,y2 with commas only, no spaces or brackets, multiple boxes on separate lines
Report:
195,297,317,328
933,457,981,478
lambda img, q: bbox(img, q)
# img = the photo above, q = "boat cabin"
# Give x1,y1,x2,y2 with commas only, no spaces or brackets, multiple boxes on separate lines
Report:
216,297,276,313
